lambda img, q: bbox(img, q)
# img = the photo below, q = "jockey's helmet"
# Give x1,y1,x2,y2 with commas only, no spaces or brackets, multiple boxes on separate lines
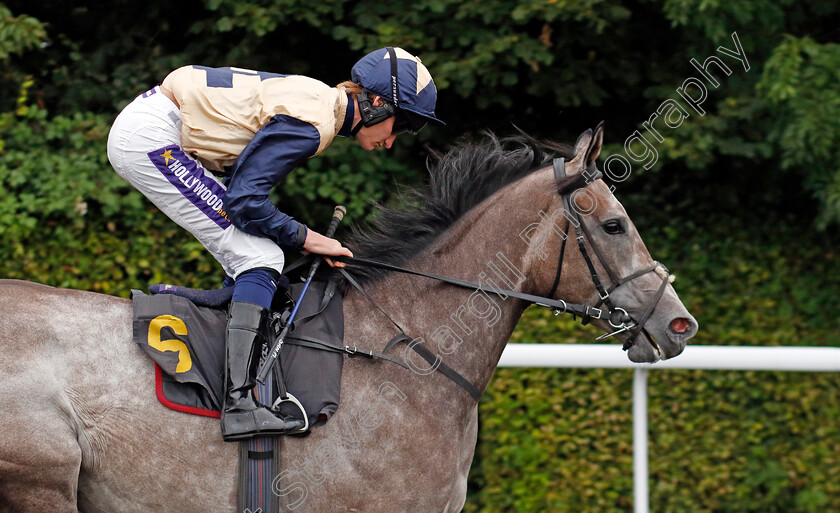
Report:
351,47,444,134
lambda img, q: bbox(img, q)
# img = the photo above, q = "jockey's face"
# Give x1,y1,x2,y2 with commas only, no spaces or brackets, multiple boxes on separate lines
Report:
354,96,398,151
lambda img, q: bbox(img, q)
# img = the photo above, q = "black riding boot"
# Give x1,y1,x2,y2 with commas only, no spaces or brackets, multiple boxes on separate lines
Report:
221,301,305,441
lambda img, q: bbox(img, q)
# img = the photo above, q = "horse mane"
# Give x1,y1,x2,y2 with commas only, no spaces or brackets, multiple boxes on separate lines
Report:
343,132,576,284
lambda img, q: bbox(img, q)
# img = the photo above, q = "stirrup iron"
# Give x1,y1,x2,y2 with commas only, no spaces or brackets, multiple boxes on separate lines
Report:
272,393,309,433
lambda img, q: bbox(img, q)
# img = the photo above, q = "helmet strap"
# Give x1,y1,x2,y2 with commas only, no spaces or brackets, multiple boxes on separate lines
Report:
387,46,400,108
350,47,401,136
354,89,395,134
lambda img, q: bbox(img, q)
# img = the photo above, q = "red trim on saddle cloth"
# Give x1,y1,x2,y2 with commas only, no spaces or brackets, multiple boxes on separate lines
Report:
154,363,221,418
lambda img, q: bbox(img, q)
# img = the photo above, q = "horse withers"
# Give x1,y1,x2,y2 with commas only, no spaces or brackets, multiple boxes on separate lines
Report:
0,124,697,513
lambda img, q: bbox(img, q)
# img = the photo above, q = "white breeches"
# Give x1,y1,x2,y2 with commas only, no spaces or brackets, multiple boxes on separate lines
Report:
107,86,285,279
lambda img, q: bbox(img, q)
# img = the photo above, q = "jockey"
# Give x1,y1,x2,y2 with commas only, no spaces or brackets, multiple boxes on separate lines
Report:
107,47,444,440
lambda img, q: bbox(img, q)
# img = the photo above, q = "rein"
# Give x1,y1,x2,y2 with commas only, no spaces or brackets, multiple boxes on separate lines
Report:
331,157,673,401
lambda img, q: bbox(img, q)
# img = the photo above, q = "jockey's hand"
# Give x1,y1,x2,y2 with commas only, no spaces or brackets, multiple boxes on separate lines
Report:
301,229,353,268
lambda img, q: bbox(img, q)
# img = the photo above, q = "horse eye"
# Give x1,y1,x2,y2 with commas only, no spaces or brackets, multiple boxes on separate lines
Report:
603,220,625,234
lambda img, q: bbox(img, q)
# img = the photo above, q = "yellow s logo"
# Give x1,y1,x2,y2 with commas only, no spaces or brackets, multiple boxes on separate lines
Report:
148,315,192,373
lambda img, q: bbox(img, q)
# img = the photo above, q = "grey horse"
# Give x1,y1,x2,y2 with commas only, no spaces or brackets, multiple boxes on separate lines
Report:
0,126,697,512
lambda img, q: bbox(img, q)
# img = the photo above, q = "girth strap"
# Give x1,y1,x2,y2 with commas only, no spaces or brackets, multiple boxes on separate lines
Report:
248,450,273,460
285,334,410,369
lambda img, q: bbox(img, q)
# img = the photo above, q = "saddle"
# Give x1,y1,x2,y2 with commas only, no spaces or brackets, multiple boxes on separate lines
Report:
132,273,345,428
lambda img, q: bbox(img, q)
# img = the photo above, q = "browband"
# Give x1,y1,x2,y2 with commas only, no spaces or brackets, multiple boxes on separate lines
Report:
553,157,603,195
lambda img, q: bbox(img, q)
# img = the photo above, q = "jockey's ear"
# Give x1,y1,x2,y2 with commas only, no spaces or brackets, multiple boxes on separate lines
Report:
370,95,386,107
585,121,605,168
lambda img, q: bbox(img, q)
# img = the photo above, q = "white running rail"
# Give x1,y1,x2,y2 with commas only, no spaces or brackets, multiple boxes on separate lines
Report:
497,344,840,513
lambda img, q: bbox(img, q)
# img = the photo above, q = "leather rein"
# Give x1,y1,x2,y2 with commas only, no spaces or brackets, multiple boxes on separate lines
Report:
330,157,673,401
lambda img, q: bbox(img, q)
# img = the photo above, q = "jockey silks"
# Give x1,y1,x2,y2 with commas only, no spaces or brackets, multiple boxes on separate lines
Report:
108,64,357,277
161,65,355,251
162,66,352,172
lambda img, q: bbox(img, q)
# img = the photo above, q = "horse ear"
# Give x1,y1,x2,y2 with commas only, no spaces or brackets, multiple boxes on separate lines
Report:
585,121,605,167
565,128,594,176
573,128,593,159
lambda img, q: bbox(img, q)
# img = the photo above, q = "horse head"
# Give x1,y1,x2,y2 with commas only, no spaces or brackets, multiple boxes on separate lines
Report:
528,122,698,362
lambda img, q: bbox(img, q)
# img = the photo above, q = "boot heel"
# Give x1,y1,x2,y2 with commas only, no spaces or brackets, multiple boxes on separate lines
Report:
221,408,306,440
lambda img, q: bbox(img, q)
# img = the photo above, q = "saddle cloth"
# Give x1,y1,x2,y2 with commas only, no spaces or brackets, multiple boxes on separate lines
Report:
132,280,344,427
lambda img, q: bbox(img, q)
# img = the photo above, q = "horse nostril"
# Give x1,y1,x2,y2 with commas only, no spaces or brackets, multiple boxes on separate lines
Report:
670,318,691,334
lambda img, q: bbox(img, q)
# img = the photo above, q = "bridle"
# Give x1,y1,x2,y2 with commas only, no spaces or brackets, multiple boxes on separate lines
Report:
325,156,676,401
551,157,674,352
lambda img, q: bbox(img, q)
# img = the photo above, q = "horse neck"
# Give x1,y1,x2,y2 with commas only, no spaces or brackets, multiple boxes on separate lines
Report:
358,170,556,394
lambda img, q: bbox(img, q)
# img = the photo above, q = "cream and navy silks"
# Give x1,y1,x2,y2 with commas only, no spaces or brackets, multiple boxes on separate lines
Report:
162,66,351,172
107,66,355,280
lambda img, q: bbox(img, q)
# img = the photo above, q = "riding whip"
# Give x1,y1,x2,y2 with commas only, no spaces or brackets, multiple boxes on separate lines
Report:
256,205,347,384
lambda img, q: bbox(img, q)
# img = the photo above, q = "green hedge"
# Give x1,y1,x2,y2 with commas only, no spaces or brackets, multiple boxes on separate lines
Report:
466,220,840,512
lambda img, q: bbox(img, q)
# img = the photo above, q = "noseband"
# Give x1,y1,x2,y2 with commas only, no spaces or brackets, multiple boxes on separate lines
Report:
551,157,674,352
